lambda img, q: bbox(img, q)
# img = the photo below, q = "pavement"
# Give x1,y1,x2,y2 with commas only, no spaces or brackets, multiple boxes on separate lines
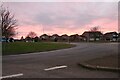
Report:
2,43,119,78
84,54,118,68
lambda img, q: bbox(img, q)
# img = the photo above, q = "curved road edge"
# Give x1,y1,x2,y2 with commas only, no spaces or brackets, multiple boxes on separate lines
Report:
78,63,120,72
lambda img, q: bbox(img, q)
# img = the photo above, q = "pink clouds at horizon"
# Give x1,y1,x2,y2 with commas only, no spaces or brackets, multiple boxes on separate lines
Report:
83,18,118,32
3,2,118,39
15,18,118,39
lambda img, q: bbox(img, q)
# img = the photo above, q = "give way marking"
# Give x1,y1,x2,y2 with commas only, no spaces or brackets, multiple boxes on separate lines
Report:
44,65,67,71
0,73,23,79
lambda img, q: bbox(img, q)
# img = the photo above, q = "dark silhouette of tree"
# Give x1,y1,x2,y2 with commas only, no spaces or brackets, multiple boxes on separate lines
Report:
90,26,102,41
90,26,100,32
20,36,24,40
0,5,17,38
27,31,37,38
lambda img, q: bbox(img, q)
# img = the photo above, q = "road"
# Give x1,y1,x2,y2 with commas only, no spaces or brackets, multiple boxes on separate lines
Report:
2,43,119,78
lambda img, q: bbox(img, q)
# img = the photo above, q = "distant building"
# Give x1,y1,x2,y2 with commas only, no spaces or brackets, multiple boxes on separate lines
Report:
40,34,49,41
25,36,32,42
51,34,60,42
33,36,39,42
69,34,80,42
104,32,118,42
60,34,69,41
82,31,103,42
79,35,87,41
118,33,120,42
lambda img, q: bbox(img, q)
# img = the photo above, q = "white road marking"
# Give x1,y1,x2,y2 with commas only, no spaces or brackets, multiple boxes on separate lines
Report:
44,65,67,71
0,73,23,79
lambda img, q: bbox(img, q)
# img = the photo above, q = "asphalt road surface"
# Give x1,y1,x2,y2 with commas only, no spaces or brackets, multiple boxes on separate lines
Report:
2,43,119,78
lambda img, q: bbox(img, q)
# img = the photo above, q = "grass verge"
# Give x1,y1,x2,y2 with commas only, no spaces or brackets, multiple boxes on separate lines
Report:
2,42,75,55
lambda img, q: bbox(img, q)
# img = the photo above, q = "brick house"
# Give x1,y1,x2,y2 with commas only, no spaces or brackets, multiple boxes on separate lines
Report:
82,31,103,42
79,35,87,41
60,34,69,41
104,32,118,42
69,34,80,42
118,33,120,42
40,34,49,41
51,34,60,42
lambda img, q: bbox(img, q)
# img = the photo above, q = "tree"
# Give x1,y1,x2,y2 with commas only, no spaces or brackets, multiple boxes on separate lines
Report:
90,26,99,32
89,26,102,41
27,31,37,38
20,36,24,40
0,5,17,38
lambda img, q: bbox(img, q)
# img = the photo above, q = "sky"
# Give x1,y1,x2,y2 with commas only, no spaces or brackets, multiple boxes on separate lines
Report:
3,1,118,39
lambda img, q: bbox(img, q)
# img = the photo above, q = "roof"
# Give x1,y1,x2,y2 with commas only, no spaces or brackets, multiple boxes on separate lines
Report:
82,31,103,35
61,34,68,36
52,34,59,36
104,32,118,35
40,34,49,37
70,34,80,37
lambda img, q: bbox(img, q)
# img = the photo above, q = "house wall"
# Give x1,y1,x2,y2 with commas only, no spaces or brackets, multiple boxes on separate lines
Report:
82,32,103,42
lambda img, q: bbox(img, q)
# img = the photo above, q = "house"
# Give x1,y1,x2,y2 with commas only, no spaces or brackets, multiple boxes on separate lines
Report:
82,31,103,42
25,36,33,42
69,34,80,42
79,35,87,41
33,36,39,42
40,34,49,41
60,34,69,41
104,32,118,42
51,34,60,42
118,33,120,42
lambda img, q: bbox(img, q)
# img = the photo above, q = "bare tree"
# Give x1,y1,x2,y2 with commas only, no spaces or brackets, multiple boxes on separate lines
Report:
89,26,102,41
0,5,17,38
90,26,100,32
27,31,37,38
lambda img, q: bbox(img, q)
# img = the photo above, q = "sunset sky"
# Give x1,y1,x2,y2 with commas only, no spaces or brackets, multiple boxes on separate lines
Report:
3,1,118,39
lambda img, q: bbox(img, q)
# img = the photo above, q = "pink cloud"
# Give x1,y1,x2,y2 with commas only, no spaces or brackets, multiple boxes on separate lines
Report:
83,18,118,33
14,18,118,39
5,2,117,39
15,25,43,39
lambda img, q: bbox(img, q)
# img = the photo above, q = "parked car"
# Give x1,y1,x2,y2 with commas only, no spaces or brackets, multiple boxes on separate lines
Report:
0,38,7,42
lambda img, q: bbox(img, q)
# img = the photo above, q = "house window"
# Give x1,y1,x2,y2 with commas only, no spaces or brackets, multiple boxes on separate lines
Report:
90,34,94,37
84,38,86,41
90,38,94,41
96,38,100,40
96,35,100,37
112,38,117,41
113,35,117,37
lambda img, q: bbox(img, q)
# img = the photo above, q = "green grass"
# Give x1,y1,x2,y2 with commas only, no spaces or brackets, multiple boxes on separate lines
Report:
2,42,75,55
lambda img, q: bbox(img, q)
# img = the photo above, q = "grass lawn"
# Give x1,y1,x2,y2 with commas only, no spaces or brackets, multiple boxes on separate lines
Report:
2,42,75,55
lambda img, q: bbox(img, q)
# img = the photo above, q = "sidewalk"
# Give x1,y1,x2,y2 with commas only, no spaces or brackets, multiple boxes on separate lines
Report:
78,54,119,72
